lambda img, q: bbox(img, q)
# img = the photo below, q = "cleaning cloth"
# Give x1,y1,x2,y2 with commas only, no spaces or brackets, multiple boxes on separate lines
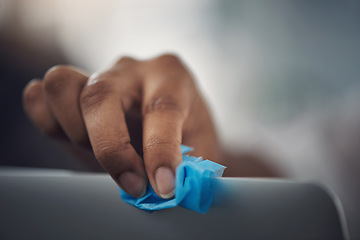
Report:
120,145,226,214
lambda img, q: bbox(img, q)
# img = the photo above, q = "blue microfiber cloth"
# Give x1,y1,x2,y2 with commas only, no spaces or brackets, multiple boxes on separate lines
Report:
120,145,226,214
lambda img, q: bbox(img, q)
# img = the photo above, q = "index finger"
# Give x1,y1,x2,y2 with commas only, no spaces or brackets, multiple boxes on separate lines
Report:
80,73,147,198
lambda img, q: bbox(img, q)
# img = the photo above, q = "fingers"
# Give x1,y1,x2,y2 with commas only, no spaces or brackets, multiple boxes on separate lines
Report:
80,71,147,198
23,69,102,171
23,79,64,139
23,54,217,200
141,54,194,198
43,66,89,147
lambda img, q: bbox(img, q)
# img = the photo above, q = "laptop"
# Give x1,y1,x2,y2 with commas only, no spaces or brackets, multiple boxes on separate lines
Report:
0,167,349,240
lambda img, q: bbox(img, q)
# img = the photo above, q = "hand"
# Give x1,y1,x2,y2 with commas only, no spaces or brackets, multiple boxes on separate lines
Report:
23,54,219,199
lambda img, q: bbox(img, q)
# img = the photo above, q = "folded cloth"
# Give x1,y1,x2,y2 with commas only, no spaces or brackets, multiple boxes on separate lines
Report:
120,145,226,214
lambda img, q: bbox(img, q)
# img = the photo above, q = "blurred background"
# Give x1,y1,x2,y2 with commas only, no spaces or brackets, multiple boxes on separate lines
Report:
1,0,359,239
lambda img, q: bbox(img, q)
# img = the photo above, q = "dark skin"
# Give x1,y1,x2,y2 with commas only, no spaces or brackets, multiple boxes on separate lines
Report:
23,54,280,199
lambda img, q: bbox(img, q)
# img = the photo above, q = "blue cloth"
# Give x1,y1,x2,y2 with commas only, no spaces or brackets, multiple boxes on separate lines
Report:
120,145,226,214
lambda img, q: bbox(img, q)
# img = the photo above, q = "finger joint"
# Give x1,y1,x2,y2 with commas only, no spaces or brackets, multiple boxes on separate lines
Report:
143,96,182,116
94,138,133,169
80,80,113,112
43,65,76,97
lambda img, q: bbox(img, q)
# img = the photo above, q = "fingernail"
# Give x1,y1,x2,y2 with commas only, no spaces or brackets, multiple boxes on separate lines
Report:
155,167,175,199
118,172,146,198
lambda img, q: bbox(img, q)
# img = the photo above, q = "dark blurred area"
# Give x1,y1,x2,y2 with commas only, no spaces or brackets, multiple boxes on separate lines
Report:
0,0,86,171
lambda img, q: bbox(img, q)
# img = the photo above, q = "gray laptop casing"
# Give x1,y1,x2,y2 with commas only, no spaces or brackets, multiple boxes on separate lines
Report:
0,168,348,240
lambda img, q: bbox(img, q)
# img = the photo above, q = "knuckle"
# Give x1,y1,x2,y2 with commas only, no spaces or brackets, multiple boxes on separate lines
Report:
43,65,75,96
23,80,42,106
115,56,136,66
94,139,132,167
151,54,193,84
80,79,113,111
46,65,73,76
144,96,182,115
144,137,182,171
144,137,180,151
156,53,182,67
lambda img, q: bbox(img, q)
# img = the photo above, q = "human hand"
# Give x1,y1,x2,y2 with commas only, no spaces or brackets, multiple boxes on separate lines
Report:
23,54,219,199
